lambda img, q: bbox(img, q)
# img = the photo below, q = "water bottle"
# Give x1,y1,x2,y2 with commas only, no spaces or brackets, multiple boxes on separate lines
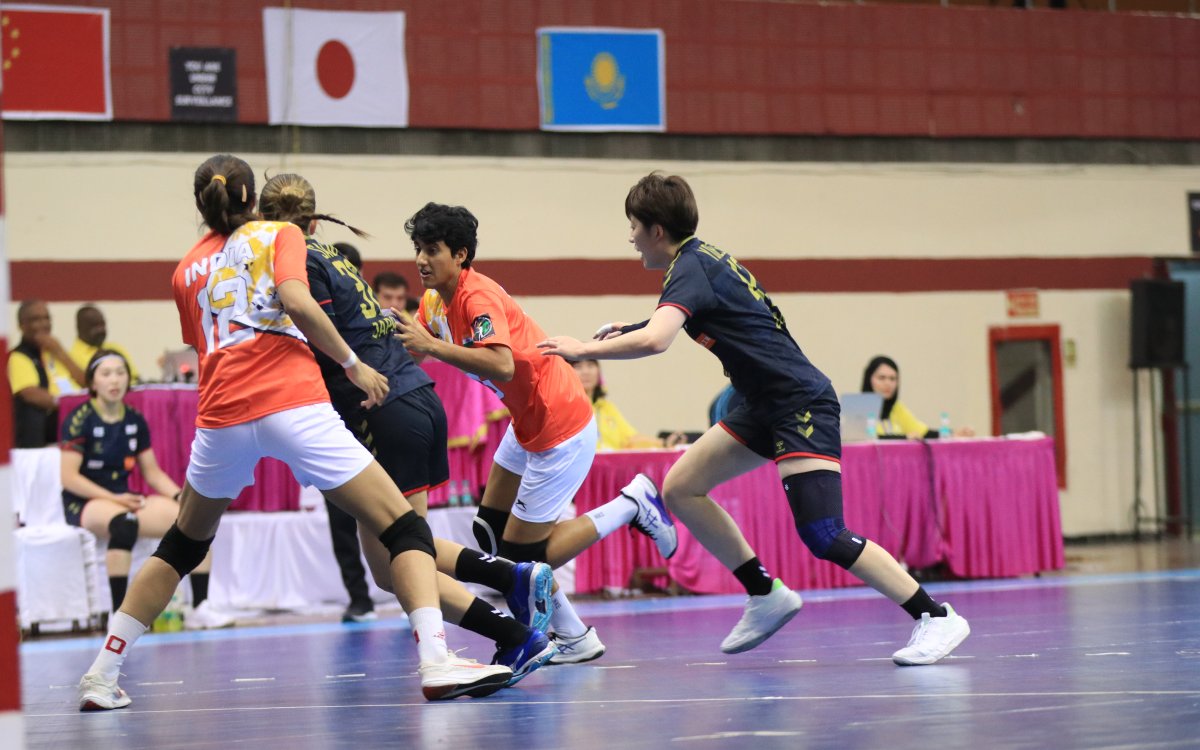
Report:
459,481,474,507
939,412,952,439
447,479,461,507
153,592,184,633
865,415,878,440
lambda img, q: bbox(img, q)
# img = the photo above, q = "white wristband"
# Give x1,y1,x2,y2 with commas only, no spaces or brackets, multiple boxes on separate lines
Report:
340,351,359,369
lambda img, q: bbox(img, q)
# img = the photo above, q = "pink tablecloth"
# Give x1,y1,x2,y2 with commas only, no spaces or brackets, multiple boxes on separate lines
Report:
572,438,1064,595
57,387,299,511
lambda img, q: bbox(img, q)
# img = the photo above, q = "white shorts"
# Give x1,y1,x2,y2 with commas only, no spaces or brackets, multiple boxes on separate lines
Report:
186,402,374,500
492,416,597,523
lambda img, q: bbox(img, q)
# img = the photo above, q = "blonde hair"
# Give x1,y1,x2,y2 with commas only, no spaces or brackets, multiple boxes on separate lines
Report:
259,173,370,238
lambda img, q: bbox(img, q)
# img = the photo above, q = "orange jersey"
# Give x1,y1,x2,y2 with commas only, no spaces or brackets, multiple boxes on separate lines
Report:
418,268,592,452
173,221,330,428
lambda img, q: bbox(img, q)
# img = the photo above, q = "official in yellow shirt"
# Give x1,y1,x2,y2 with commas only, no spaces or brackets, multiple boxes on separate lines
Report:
8,300,87,447
572,359,683,450
68,304,138,389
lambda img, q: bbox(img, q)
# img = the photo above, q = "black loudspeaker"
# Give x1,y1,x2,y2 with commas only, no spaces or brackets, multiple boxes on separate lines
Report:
1190,192,1200,255
1130,279,1186,369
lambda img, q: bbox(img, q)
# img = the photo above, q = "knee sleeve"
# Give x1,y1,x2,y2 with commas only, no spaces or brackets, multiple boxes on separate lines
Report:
472,506,510,557
151,523,214,578
379,510,436,561
107,511,139,552
784,471,867,570
498,538,549,564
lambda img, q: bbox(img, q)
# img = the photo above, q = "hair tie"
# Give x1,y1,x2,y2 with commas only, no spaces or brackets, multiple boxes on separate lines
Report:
211,174,227,185
87,353,125,378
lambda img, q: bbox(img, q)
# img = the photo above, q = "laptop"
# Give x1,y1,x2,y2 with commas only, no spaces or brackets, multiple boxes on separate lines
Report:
840,392,883,443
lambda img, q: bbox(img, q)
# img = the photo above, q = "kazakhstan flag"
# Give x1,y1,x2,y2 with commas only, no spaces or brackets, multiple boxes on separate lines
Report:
537,27,665,132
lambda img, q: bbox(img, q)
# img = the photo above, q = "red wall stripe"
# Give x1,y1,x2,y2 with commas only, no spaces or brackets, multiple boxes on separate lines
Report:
10,256,1157,302
0,590,19,711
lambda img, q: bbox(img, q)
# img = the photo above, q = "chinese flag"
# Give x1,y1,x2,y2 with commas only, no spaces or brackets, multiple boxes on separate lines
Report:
1,6,110,119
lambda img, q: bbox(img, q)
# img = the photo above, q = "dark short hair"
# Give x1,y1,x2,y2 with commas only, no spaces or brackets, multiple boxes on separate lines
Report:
333,242,363,271
624,172,699,244
373,270,408,291
404,202,479,269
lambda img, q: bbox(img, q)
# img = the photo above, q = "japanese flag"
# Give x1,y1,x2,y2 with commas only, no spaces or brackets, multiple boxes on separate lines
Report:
263,8,408,128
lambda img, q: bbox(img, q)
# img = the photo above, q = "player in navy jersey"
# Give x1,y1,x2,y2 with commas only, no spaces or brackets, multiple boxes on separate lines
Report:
258,174,557,685
60,350,229,628
540,172,970,666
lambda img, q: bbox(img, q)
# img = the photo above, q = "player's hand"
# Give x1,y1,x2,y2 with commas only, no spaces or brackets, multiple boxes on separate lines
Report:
113,493,146,511
347,361,389,408
537,336,586,361
593,322,629,341
394,314,438,355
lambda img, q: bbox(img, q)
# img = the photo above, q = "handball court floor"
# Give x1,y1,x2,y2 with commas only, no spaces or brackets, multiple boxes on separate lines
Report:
20,566,1200,750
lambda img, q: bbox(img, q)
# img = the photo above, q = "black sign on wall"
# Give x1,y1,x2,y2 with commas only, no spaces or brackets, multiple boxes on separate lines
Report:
170,47,237,122
1190,192,1200,255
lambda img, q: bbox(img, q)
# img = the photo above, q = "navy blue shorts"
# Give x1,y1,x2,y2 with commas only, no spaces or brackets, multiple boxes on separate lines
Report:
718,384,842,463
341,384,450,495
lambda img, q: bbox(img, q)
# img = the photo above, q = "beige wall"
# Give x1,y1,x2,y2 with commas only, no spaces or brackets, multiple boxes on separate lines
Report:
11,153,1197,537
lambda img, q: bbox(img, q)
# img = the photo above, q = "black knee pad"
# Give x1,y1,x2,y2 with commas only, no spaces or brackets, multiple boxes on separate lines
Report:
785,470,866,569
379,510,436,561
498,538,549,564
107,511,139,552
783,470,844,525
151,523,214,578
472,506,510,557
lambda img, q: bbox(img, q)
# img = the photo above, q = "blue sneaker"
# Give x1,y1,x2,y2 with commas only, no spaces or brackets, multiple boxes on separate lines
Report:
506,561,555,633
492,628,557,687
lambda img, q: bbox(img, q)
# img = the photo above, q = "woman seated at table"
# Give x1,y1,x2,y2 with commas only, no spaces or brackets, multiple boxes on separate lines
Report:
861,355,974,439
60,350,229,628
572,359,687,450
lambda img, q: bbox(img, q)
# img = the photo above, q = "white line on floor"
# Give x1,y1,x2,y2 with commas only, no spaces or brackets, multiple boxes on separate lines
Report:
232,677,276,683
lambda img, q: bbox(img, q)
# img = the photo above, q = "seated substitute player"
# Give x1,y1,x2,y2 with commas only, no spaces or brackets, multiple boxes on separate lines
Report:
258,173,556,684
76,154,512,712
395,202,678,664
538,173,970,665
60,349,229,628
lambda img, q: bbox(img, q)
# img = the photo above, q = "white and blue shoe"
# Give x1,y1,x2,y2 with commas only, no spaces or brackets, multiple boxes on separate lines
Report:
492,628,557,686
623,473,678,559
506,561,555,633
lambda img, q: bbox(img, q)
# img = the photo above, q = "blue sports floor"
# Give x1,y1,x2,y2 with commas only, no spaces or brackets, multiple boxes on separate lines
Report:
20,570,1200,750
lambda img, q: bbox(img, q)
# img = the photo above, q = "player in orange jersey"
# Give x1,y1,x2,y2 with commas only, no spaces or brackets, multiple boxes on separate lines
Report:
77,156,511,713
395,202,678,664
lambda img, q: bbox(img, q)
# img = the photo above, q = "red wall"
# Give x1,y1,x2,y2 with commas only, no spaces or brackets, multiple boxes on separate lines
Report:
20,0,1200,138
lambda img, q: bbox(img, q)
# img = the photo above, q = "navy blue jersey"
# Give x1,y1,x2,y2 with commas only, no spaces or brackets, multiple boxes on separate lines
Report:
657,237,831,407
305,238,431,417
60,400,150,494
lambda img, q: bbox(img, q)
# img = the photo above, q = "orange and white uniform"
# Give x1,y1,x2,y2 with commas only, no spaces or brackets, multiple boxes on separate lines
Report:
417,268,592,452
172,221,372,499
418,268,596,523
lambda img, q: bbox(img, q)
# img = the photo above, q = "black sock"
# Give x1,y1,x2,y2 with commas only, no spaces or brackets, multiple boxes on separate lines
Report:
733,557,773,597
459,597,527,647
901,587,946,620
454,548,517,594
109,575,128,610
190,572,210,607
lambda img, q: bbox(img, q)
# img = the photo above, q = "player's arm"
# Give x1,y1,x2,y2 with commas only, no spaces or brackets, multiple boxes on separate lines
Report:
136,448,181,499
538,306,687,362
277,278,388,406
395,315,515,382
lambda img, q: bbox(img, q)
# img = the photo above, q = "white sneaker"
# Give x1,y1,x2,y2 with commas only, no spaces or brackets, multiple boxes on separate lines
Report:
185,601,236,630
548,626,606,664
622,473,678,559
720,579,803,654
419,656,512,701
892,602,970,666
78,672,131,711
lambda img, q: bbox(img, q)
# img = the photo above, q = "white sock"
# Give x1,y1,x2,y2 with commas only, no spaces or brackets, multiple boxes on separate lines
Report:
584,494,638,540
88,611,148,681
549,589,587,638
409,607,449,665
